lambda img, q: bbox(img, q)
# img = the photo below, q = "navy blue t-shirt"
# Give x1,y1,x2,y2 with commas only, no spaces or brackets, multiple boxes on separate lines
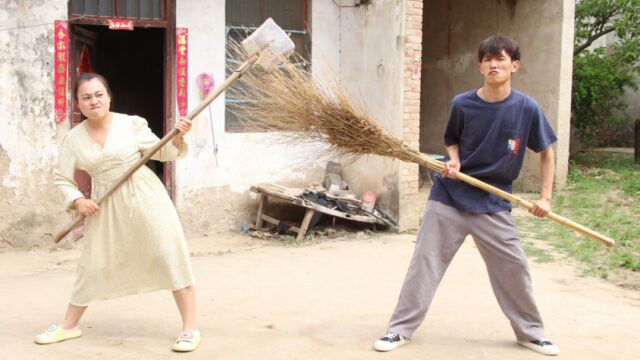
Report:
429,89,557,213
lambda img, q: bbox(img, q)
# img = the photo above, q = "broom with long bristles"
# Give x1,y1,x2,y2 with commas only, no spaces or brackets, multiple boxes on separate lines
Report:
227,52,615,248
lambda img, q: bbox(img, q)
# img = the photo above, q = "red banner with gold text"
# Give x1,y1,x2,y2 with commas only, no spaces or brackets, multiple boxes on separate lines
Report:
176,28,188,117
54,20,68,123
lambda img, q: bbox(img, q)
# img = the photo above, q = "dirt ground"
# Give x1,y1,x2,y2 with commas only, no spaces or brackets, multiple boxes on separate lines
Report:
1,231,639,360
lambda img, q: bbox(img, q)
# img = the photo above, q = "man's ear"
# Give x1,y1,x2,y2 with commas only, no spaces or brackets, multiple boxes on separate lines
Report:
511,60,521,73
477,62,483,74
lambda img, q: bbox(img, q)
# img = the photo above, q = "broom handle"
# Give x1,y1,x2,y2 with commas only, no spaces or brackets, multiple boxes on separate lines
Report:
52,54,260,243
418,156,615,247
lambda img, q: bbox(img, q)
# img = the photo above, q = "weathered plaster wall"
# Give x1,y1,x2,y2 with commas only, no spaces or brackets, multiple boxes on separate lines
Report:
0,1,70,248
420,0,572,192
175,0,406,234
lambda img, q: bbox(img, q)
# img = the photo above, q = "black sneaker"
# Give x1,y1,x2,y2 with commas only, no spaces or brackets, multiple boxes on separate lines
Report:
373,332,409,352
517,339,560,356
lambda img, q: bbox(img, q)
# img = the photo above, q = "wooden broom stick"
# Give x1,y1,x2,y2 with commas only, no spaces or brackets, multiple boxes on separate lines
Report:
412,154,614,247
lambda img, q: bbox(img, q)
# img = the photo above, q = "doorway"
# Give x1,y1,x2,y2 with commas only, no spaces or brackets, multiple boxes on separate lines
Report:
69,24,170,190
92,25,165,180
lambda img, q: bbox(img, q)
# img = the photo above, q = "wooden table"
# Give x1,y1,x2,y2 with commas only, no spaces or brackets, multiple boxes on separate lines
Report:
250,183,386,241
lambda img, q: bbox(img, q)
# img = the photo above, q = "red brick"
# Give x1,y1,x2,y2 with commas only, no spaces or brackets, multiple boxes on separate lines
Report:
404,133,419,141
406,7,422,16
405,29,422,38
406,21,422,30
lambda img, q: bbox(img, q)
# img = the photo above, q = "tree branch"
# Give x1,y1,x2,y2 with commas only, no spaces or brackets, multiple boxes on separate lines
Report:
574,26,617,56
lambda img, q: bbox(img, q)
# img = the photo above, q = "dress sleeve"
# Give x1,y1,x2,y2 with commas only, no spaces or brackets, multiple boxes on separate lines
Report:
132,116,188,161
54,134,84,210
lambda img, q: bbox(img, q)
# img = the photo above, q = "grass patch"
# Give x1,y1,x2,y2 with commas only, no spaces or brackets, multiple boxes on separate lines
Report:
515,151,640,285
521,240,554,263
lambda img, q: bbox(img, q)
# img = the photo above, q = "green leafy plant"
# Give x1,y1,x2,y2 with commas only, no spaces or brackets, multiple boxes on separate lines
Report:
572,0,640,143
515,151,640,287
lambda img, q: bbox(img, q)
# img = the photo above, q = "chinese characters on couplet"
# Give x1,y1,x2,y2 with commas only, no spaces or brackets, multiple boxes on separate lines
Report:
176,28,189,117
54,20,68,123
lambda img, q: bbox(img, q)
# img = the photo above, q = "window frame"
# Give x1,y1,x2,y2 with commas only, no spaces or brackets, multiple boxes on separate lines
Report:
224,0,312,133
69,0,167,27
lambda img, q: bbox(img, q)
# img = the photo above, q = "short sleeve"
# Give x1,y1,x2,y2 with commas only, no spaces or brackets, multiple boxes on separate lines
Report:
443,100,463,146
526,103,557,153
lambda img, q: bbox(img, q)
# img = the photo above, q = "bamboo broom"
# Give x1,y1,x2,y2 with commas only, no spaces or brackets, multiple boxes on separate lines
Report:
227,53,615,248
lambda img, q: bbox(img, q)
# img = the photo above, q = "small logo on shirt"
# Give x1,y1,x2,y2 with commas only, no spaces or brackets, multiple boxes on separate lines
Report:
508,138,521,154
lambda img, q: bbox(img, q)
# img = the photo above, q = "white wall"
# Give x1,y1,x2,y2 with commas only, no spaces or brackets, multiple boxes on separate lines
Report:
0,0,70,248
175,0,407,233
333,0,406,215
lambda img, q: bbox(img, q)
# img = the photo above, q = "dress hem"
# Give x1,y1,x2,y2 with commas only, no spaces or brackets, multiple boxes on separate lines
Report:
69,280,195,307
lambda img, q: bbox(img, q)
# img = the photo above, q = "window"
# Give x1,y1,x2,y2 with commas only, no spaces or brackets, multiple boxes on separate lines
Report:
70,0,163,20
225,0,311,132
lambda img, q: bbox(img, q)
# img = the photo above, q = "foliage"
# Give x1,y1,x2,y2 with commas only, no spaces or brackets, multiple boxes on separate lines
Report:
572,49,637,140
572,0,640,142
574,0,640,56
516,151,640,286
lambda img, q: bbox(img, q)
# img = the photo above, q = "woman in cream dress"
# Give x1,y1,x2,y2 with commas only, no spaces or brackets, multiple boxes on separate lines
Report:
35,73,201,352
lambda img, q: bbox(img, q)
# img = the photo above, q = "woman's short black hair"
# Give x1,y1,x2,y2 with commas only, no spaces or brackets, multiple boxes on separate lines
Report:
73,73,112,100
477,35,521,62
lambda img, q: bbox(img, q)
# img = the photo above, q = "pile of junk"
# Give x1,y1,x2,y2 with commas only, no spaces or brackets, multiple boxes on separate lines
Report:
301,161,397,228
249,161,397,240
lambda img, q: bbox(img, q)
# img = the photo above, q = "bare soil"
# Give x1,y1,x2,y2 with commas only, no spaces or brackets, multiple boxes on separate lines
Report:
1,231,639,359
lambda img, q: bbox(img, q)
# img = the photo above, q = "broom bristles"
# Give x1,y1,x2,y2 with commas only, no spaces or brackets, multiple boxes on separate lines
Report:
227,49,441,172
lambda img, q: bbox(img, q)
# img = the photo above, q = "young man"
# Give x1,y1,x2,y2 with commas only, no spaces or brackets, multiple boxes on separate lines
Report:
373,36,559,356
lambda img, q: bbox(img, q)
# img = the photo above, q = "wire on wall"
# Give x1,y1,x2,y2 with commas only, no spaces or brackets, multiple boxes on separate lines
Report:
0,16,87,32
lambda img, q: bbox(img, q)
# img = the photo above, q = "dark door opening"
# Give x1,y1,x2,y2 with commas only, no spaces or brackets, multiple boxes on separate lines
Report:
72,24,167,182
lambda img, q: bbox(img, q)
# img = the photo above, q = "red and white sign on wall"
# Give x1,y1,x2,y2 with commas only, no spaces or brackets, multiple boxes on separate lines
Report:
53,20,69,123
107,19,134,31
176,28,189,117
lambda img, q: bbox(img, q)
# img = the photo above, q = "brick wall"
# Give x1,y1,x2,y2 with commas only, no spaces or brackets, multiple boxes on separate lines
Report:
401,0,423,197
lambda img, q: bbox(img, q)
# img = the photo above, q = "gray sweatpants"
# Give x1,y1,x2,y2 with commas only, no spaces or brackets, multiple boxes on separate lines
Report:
388,201,546,341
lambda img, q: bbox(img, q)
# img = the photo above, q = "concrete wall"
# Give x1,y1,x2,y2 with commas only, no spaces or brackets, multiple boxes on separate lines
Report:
175,0,406,235
420,0,572,192
328,0,405,222
0,0,70,249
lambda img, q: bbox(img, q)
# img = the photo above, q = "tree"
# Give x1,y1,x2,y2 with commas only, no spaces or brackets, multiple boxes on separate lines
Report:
572,0,640,143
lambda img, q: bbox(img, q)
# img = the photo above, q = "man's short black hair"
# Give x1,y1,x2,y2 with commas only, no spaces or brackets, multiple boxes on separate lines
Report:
477,35,520,62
